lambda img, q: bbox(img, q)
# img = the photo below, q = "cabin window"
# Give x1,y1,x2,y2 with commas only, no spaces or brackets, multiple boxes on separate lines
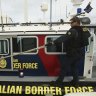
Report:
12,38,20,52
0,40,8,54
21,37,37,53
45,36,66,54
12,37,37,53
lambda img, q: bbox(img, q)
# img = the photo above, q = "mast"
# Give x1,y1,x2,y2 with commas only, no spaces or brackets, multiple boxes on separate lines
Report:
50,0,52,30
0,0,4,31
24,0,28,22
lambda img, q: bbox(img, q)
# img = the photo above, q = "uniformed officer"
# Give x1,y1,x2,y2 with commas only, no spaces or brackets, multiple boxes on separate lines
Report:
50,16,86,86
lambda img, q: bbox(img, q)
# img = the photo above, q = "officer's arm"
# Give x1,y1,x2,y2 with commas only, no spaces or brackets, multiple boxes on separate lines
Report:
54,28,77,44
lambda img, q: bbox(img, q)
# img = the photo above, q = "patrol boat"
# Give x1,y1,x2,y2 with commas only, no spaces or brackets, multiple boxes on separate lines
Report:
0,0,96,96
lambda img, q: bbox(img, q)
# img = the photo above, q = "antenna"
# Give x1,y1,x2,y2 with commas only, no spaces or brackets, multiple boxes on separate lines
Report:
24,0,28,22
50,0,52,30
55,0,57,20
0,0,4,31
66,5,68,18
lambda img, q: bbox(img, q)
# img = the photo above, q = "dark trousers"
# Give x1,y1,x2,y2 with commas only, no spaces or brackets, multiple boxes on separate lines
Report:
56,50,84,83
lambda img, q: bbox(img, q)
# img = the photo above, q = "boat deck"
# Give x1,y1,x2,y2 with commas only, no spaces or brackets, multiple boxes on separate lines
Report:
0,76,96,96
0,76,96,82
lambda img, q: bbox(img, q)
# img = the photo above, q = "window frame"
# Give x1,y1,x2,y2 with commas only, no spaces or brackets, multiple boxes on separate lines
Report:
0,39,9,55
13,36,38,54
45,35,66,55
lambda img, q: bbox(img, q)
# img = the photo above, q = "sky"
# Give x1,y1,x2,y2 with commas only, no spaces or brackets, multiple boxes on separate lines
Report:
0,0,96,24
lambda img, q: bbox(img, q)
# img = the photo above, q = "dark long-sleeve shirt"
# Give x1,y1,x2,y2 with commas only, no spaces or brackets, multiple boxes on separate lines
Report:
54,26,84,55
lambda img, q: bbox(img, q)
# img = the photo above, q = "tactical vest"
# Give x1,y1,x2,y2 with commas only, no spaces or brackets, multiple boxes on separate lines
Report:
65,26,90,51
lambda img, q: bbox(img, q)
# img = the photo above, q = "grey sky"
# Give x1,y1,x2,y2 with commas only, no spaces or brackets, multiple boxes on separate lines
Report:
0,0,96,23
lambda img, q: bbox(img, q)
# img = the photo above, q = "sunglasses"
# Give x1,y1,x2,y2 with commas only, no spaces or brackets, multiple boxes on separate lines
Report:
70,21,75,24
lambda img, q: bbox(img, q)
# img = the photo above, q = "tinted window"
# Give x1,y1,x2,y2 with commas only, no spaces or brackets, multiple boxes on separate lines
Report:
46,36,65,54
0,40,8,54
13,37,37,53
21,37,37,53
12,38,20,52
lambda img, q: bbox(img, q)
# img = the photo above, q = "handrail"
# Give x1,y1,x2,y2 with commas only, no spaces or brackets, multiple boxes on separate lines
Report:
0,22,70,26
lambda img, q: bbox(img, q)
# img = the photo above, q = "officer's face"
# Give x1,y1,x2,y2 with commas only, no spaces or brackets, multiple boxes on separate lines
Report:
70,21,78,27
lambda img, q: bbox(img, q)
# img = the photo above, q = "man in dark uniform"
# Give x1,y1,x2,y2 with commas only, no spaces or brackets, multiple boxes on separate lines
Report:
50,16,89,86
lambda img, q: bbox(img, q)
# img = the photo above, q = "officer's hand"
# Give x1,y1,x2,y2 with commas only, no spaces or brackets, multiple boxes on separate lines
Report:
45,41,54,46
